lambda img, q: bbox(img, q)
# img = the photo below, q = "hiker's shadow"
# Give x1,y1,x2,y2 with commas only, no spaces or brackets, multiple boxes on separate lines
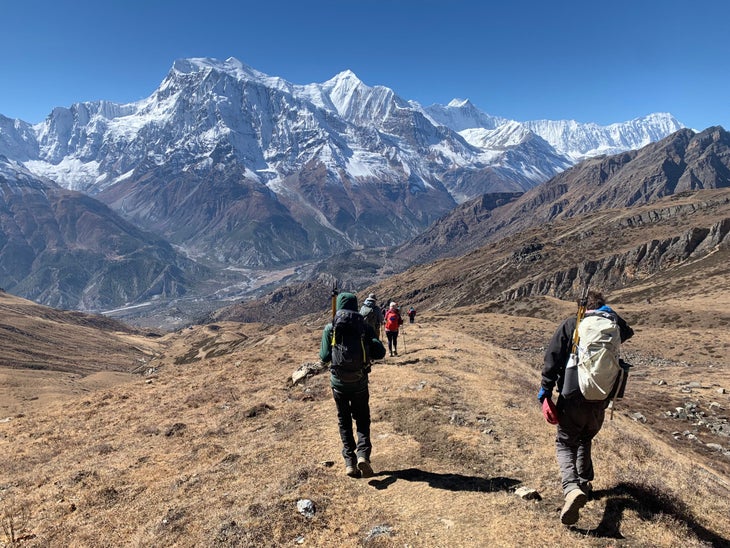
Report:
369,468,520,493
575,482,729,547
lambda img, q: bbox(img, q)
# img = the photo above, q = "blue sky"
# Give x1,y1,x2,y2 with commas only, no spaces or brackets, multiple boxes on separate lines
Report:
2,0,728,130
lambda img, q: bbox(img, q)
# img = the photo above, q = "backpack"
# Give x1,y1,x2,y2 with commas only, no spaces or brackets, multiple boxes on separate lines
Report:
331,309,369,381
575,311,622,401
384,309,402,331
359,303,381,331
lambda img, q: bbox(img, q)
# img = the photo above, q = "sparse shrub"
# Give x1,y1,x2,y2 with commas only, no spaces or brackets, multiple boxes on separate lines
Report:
93,443,114,455
138,425,161,436
0,496,31,546
610,429,656,464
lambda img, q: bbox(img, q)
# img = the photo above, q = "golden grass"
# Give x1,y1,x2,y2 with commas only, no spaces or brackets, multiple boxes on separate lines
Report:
0,296,729,546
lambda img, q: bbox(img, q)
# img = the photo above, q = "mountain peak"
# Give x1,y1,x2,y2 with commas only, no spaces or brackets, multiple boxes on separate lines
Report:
171,57,270,82
325,69,364,88
448,98,473,108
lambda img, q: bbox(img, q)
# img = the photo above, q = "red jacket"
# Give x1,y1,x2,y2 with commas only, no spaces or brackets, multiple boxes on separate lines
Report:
384,309,403,331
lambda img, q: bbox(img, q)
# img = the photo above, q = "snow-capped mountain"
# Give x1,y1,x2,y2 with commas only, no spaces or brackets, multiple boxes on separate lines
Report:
0,57,683,269
523,113,684,160
420,98,508,132
422,100,684,161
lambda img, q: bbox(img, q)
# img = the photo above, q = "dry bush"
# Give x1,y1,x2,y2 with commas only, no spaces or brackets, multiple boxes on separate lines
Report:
0,496,31,546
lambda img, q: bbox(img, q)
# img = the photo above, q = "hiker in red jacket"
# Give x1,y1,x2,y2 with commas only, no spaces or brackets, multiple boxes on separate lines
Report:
383,302,403,356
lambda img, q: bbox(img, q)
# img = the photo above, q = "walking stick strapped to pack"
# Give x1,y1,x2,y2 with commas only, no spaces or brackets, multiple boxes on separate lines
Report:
561,284,589,399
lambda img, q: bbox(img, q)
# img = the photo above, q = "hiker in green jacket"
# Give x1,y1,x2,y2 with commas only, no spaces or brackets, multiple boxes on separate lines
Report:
320,292,386,478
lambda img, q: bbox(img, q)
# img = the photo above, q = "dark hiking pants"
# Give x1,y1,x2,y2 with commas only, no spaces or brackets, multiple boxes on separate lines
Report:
555,398,606,495
332,386,371,466
386,331,398,353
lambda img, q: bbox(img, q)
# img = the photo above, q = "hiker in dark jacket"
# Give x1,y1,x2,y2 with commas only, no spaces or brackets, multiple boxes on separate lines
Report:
320,292,386,478
539,290,634,526
407,307,416,324
359,293,383,334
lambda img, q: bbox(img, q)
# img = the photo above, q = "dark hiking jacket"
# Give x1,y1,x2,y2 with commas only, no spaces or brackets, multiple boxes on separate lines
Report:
541,306,634,395
359,297,383,331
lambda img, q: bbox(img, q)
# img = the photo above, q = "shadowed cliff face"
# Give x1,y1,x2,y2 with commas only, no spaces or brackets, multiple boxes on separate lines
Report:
0,165,206,311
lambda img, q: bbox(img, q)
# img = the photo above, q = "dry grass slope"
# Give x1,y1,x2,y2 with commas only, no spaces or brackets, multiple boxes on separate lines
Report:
1,289,729,546
0,291,165,417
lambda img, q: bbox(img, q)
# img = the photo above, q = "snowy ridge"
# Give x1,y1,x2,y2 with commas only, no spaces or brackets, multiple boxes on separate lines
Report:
0,57,683,199
421,99,508,132
0,56,686,267
522,113,684,160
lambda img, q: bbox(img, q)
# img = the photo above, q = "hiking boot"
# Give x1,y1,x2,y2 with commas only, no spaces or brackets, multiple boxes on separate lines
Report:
393,350,398,356
345,465,361,478
560,488,588,525
357,456,374,478
580,481,593,497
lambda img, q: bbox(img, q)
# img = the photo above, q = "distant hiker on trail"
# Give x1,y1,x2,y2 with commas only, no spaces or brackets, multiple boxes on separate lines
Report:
407,306,416,324
359,293,383,335
538,290,634,526
320,292,386,479
383,302,403,356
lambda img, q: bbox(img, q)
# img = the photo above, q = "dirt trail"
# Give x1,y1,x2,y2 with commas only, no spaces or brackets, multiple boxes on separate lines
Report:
0,312,728,547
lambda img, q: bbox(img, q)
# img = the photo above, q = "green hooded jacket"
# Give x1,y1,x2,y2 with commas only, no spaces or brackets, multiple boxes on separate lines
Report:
320,292,386,391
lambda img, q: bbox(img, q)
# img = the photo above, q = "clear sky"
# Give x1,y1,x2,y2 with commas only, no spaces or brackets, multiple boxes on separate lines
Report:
2,0,728,131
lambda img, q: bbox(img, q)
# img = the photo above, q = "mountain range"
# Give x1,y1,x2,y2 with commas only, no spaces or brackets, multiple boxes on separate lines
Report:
0,57,689,320
209,127,730,325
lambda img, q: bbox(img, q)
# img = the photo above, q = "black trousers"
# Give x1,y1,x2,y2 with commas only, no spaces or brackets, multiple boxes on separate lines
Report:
385,330,398,353
332,386,371,466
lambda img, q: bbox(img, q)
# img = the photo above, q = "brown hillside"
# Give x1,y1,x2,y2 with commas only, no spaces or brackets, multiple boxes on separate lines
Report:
210,187,730,328
0,291,165,416
0,291,728,546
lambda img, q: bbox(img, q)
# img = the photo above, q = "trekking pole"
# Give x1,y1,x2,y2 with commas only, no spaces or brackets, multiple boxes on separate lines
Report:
331,282,338,324
608,360,630,420
570,284,590,356
608,374,621,420
401,327,406,354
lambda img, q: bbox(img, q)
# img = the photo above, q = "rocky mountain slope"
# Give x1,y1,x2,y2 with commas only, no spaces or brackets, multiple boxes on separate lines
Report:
0,58,682,271
208,127,730,326
398,126,730,264
210,185,730,328
0,158,208,311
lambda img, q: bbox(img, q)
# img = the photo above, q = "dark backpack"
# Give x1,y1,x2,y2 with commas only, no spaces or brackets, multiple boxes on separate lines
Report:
331,309,369,381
